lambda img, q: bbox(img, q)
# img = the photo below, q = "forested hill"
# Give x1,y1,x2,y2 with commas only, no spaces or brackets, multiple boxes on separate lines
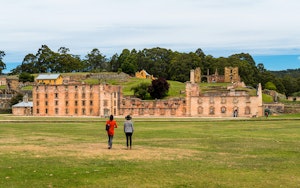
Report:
1,45,300,96
270,69,300,78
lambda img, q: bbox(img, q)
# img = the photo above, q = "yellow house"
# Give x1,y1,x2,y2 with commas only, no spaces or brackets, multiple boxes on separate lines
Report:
135,70,155,80
36,74,63,85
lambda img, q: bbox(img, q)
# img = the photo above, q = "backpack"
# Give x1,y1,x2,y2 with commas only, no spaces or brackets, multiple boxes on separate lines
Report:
105,123,110,131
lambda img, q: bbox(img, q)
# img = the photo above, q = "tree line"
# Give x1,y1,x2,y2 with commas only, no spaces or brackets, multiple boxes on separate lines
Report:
1,45,300,97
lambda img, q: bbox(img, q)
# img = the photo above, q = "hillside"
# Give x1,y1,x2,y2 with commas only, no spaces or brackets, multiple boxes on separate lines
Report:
270,68,300,78
4,72,268,101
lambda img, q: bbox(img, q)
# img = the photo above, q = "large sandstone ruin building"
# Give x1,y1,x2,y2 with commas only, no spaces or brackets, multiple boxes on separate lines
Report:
200,67,241,83
21,70,263,117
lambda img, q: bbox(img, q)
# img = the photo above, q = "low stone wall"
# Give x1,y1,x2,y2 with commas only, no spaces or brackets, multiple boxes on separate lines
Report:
263,103,285,114
284,104,300,114
88,72,130,81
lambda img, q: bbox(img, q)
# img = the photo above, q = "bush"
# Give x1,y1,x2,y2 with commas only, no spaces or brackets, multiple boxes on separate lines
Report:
148,77,170,99
19,72,34,82
265,81,277,91
131,83,150,100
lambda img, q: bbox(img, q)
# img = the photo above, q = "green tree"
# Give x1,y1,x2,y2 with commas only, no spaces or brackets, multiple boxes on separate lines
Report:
84,48,107,72
257,63,266,73
168,52,202,82
19,72,34,82
265,81,277,90
10,93,24,106
148,77,170,99
35,45,56,73
137,47,173,79
119,49,137,75
12,45,83,74
109,53,120,72
195,48,206,60
55,47,83,72
0,51,6,74
131,82,150,100
203,55,217,75
10,54,37,74
274,78,286,94
282,76,298,96
228,53,258,86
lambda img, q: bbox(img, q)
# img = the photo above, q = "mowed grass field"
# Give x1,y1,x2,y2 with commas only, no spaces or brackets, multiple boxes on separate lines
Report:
0,115,299,188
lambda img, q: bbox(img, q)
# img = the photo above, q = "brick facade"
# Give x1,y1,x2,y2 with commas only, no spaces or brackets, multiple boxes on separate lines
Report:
224,67,240,83
186,82,263,117
32,84,121,117
31,81,263,118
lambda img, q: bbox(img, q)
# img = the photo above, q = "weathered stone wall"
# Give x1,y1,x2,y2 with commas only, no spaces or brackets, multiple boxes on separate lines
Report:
0,77,6,86
282,104,300,114
119,97,186,117
89,72,130,81
187,83,263,117
224,67,240,83
6,78,19,91
287,96,300,102
263,103,285,114
32,84,121,117
0,99,11,109
194,67,201,83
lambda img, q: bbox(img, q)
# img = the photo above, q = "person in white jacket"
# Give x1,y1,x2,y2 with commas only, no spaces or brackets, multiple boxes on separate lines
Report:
124,115,134,150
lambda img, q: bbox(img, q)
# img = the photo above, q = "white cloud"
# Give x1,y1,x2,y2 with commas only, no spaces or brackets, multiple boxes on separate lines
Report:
1,0,300,62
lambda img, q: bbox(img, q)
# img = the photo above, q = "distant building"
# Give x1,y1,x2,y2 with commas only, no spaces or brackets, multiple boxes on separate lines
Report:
32,83,121,117
36,74,63,85
135,70,155,80
12,94,33,116
287,96,300,102
0,76,6,86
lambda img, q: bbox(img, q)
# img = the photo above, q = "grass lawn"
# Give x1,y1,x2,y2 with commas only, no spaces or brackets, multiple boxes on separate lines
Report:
0,116,299,187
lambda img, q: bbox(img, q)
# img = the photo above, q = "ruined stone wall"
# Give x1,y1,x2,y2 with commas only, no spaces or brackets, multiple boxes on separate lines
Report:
194,67,201,83
89,72,130,81
283,104,300,114
0,77,6,86
186,82,263,117
119,97,186,117
6,78,19,91
263,103,285,114
207,75,225,83
190,68,201,83
0,99,11,109
12,107,32,116
224,67,240,83
189,95,263,117
99,84,122,117
287,96,300,101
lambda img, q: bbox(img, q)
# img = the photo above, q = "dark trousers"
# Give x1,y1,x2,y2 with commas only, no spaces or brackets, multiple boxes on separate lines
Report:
125,133,133,147
108,135,114,148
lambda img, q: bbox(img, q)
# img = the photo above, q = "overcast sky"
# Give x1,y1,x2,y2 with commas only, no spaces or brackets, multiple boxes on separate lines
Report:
1,0,300,64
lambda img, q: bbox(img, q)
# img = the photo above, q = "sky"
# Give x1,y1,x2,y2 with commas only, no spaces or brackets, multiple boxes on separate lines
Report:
1,0,300,72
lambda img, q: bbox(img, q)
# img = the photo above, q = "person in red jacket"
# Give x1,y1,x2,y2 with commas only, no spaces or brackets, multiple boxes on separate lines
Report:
106,115,118,149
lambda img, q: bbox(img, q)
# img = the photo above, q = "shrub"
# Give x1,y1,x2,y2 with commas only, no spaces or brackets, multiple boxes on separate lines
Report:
131,83,150,100
148,77,170,99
